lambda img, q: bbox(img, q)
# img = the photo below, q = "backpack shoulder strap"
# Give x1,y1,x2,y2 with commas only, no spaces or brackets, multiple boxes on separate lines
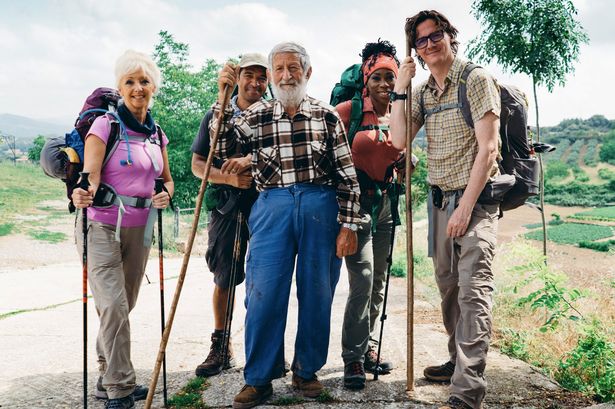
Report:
458,62,481,129
102,116,121,168
346,95,363,147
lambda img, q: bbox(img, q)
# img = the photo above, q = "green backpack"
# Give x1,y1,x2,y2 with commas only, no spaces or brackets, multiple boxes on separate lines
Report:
329,64,364,146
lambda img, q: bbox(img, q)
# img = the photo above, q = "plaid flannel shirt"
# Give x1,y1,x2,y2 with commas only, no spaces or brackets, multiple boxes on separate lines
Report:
211,96,361,224
412,57,500,191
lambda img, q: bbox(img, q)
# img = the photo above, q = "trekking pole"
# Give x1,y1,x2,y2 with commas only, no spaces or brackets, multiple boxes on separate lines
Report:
374,219,397,381
221,211,243,368
79,172,90,409
144,85,233,409
404,36,415,392
155,178,168,407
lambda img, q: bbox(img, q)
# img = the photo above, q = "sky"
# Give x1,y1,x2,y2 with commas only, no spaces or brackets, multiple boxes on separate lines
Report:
0,0,613,127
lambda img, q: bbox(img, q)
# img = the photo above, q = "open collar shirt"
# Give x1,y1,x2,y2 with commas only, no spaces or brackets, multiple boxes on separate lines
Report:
211,96,361,224
411,57,501,191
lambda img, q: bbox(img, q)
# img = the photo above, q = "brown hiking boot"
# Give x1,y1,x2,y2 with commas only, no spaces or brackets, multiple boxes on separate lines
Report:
424,361,455,382
195,331,235,377
291,373,324,398
232,384,273,409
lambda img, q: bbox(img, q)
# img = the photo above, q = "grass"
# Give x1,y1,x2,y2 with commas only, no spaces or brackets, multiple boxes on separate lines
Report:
0,222,14,236
492,242,615,402
27,229,68,243
525,222,613,245
167,376,209,409
0,162,66,224
0,298,82,320
569,206,615,222
390,248,432,278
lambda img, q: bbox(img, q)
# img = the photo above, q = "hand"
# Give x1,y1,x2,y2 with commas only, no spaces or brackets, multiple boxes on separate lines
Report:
72,186,94,209
217,62,238,102
152,190,170,209
336,227,358,258
446,202,473,238
220,155,252,175
225,170,253,189
395,56,416,92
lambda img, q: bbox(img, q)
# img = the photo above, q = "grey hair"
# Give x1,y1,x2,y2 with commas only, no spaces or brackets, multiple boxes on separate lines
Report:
268,42,311,71
115,49,162,92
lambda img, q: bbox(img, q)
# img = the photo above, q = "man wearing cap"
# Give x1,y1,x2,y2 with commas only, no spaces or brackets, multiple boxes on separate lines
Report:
191,53,269,378
212,42,361,408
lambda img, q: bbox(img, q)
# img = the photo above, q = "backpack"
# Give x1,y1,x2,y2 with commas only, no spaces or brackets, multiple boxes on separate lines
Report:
419,62,540,212
329,64,364,146
40,87,162,213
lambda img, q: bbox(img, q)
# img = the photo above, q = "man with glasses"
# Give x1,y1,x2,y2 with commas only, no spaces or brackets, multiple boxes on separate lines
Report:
390,10,501,409
191,53,268,378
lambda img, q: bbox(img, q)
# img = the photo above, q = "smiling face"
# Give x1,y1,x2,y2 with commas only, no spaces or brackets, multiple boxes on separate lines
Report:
237,65,268,106
271,52,311,109
415,18,454,69
118,68,156,114
366,68,396,107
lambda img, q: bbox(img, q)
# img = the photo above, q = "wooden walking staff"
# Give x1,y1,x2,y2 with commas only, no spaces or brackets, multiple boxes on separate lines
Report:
405,34,415,392
144,85,234,409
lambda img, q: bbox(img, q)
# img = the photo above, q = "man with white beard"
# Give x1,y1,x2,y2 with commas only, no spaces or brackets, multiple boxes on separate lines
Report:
211,41,361,409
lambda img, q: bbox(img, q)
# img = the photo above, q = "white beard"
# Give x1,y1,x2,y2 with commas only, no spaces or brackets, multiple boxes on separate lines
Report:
271,77,308,109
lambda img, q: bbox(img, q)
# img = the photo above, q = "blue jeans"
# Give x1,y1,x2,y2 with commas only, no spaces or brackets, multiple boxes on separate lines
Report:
244,184,341,386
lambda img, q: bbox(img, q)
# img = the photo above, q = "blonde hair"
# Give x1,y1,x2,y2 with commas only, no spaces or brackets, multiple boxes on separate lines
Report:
115,50,161,91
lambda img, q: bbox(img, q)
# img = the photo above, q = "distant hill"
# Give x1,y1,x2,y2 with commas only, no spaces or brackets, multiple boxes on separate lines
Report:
539,115,614,167
0,113,66,140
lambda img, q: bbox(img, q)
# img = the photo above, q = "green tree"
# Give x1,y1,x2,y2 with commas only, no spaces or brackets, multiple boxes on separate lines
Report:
467,0,588,261
28,135,46,163
599,131,615,164
150,30,221,208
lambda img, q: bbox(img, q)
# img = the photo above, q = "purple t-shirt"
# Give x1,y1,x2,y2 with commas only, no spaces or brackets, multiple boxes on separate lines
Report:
87,115,169,227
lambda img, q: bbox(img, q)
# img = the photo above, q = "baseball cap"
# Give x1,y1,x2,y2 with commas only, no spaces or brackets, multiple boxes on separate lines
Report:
238,53,268,69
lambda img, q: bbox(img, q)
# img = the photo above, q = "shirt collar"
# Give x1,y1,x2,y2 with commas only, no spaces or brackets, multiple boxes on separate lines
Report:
426,56,466,91
272,96,312,120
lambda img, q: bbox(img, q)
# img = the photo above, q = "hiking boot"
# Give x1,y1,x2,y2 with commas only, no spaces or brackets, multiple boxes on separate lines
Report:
195,331,235,377
364,346,393,374
232,383,273,409
292,373,324,398
438,396,473,409
424,361,455,382
95,377,148,401
105,394,134,409
343,361,366,390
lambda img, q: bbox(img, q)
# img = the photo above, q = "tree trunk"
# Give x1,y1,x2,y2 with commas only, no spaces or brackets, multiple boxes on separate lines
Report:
533,78,547,263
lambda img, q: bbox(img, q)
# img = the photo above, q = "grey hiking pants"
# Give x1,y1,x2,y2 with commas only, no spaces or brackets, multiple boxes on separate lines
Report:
342,194,393,364
75,212,150,399
428,192,498,409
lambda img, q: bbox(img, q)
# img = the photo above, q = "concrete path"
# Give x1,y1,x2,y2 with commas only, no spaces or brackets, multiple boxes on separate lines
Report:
0,253,601,408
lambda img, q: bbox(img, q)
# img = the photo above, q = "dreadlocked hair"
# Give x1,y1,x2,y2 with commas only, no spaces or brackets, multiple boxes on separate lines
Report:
360,39,400,73
405,10,459,69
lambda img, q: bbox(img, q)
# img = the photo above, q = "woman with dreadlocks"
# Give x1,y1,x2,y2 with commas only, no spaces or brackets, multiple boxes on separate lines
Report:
335,39,413,390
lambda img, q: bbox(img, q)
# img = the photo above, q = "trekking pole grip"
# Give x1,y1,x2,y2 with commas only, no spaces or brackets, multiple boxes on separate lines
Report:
155,177,164,195
79,172,90,191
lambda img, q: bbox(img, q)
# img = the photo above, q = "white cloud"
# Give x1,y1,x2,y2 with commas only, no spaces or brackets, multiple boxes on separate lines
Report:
0,0,612,127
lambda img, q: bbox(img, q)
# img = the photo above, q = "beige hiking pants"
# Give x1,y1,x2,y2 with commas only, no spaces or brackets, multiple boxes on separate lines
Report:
75,212,150,399
430,198,498,409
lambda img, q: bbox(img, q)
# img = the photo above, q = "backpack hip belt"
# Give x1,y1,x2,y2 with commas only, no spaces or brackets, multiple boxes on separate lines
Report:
93,182,156,245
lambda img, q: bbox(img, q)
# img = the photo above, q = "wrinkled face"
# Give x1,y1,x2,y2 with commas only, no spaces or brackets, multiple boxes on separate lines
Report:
415,18,453,67
118,68,155,113
366,68,396,107
238,65,268,104
271,52,311,108
271,52,310,89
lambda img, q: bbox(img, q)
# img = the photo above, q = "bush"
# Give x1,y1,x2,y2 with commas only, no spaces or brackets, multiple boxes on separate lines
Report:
598,167,615,181
545,161,570,181
555,322,615,402
578,240,615,252
599,133,615,164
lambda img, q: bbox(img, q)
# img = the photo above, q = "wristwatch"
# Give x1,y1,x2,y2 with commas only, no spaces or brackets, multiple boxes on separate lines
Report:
342,222,358,232
389,91,408,102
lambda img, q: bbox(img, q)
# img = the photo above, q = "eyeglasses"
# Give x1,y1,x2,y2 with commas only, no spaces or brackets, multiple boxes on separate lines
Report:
415,30,444,49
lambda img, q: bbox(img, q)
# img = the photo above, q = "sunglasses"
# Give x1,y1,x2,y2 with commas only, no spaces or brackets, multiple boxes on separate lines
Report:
415,30,445,49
